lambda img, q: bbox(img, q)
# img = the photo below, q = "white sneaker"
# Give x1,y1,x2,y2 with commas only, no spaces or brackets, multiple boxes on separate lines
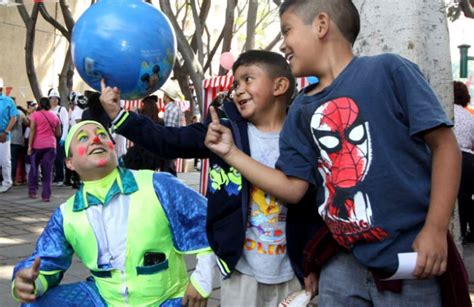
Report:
53,181,64,186
0,185,12,193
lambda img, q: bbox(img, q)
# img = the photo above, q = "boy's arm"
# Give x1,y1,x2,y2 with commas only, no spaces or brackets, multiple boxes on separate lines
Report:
205,107,309,204
412,126,461,279
100,79,209,159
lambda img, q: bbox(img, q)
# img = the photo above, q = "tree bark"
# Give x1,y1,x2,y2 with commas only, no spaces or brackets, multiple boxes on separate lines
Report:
244,0,258,51
17,2,42,101
219,0,236,75
460,0,474,18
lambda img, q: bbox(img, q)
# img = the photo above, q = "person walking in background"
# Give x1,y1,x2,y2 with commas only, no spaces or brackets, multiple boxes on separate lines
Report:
48,88,69,186
28,97,61,202
11,102,28,186
0,78,18,193
24,100,37,180
64,92,87,188
453,81,474,244
161,80,185,176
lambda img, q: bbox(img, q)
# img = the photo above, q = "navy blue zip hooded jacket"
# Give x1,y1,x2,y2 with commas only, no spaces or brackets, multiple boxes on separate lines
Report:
109,100,323,280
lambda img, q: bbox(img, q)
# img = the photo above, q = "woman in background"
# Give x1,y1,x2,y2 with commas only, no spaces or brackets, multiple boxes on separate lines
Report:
453,81,474,244
27,97,60,202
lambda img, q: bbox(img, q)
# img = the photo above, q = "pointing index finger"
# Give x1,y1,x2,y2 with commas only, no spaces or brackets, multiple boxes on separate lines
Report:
210,107,220,125
100,78,106,92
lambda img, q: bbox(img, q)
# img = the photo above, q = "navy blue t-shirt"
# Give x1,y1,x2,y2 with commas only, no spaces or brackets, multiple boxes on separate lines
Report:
276,54,452,272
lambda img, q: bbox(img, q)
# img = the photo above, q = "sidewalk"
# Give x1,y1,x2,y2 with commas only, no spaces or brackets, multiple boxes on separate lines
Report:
1,172,474,306
0,172,220,307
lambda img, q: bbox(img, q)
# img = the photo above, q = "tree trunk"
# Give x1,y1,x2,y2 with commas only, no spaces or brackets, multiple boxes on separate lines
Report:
219,0,236,75
244,0,258,51
352,0,462,252
58,46,74,107
460,0,474,18
17,3,43,101
159,0,204,113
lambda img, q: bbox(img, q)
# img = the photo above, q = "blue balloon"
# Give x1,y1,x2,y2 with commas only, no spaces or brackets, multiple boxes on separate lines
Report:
72,0,176,99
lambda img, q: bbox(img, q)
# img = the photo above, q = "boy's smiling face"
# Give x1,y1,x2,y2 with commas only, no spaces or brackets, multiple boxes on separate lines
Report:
280,9,321,77
232,64,277,123
66,123,117,180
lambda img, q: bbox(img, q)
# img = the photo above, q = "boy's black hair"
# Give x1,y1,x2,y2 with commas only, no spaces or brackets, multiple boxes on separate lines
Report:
279,0,360,45
232,50,296,102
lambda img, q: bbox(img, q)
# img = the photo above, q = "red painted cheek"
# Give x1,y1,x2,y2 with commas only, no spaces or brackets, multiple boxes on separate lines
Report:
108,141,115,150
77,146,86,157
97,159,107,167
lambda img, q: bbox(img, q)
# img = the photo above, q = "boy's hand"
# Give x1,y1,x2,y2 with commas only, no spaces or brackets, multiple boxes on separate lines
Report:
181,282,207,307
304,272,319,298
205,107,236,159
14,257,41,303
412,225,447,279
99,79,121,120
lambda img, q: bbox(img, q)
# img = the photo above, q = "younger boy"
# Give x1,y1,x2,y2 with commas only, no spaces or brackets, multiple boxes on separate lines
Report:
205,0,463,305
12,120,213,306
99,50,320,306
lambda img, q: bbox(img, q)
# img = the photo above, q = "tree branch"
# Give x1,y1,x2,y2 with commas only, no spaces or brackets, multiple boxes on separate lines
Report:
460,0,474,18
38,2,70,41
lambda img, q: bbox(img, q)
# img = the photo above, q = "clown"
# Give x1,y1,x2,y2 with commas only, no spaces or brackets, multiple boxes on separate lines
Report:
12,121,213,307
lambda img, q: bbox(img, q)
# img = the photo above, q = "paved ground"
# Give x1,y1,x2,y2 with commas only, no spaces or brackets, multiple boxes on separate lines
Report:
1,171,473,306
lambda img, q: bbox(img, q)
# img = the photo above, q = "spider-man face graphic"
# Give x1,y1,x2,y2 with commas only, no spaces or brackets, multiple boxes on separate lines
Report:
311,97,388,248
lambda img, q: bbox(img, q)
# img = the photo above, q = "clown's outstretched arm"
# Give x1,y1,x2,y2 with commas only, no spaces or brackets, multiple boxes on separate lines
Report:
205,107,309,204
12,208,74,302
100,79,209,159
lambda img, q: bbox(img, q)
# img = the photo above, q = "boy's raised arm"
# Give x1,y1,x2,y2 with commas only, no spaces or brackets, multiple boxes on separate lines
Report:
205,107,309,204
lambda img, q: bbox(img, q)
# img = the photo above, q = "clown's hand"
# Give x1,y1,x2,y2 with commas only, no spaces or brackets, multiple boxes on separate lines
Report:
182,282,207,307
99,79,121,120
14,257,41,303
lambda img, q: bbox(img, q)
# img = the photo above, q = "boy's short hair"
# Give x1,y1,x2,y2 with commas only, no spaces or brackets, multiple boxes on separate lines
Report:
279,0,360,45
232,50,296,102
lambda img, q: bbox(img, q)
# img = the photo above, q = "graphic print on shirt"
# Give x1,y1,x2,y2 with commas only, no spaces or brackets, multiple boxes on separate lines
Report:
245,187,286,255
208,165,242,196
310,97,388,248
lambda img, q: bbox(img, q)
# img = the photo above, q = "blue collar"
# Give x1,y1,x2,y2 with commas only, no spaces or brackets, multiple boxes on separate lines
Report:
72,168,139,212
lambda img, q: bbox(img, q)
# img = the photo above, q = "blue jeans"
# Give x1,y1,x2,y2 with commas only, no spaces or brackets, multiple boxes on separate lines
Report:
318,253,441,307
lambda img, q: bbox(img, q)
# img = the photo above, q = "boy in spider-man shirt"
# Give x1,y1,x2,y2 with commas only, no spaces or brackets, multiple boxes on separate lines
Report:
205,0,469,306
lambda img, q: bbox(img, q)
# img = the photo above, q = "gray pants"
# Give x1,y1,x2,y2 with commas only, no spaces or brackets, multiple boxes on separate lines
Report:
220,271,301,307
319,253,441,307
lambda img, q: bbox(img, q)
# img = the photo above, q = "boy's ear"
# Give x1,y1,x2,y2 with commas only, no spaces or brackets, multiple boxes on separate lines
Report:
313,12,330,39
273,77,290,97
65,158,75,172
